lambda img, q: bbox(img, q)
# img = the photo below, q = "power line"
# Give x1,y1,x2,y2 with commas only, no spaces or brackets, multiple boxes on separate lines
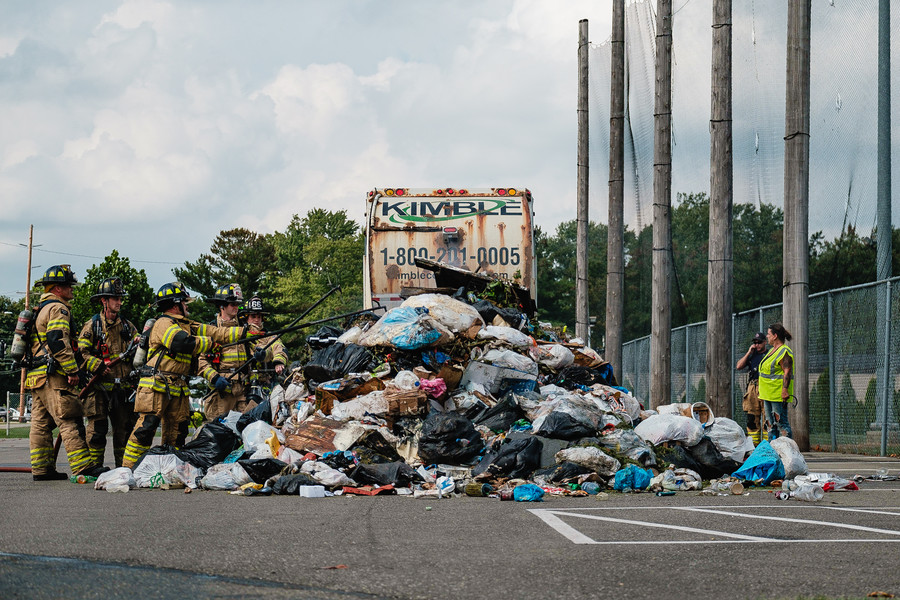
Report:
0,240,181,266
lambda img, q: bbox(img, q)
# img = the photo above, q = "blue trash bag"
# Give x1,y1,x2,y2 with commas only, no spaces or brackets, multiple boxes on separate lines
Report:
513,483,545,502
731,440,785,484
613,464,653,491
383,307,444,350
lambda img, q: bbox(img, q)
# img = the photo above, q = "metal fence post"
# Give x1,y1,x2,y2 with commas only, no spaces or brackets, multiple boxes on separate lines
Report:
685,326,690,404
882,280,892,456
828,291,836,451
731,314,736,420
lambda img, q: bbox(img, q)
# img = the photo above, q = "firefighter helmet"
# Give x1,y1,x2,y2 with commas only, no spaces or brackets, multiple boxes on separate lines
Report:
35,265,79,288
153,282,193,310
91,276,127,301
209,283,244,306
239,295,269,317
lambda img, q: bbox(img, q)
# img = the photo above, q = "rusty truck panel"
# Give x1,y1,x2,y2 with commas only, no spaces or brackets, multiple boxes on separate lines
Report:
363,187,536,310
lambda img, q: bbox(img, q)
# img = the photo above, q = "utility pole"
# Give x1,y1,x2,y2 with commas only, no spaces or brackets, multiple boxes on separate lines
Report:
876,0,892,454
606,0,625,379
576,19,590,344
650,0,673,409
783,0,811,450
18,225,34,422
706,0,733,418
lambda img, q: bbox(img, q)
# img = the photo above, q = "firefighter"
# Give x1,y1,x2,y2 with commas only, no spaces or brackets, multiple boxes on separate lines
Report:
25,265,108,481
77,277,139,467
240,296,288,399
122,282,248,469
736,332,767,445
198,283,265,420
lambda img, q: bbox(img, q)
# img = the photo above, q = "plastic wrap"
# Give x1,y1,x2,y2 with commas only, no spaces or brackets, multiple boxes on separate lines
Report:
634,414,704,446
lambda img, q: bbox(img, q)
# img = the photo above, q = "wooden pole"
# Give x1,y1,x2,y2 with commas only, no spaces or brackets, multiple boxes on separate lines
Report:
783,0,811,450
606,0,625,379
706,0,733,418
576,19,590,343
18,225,33,422
650,0,673,409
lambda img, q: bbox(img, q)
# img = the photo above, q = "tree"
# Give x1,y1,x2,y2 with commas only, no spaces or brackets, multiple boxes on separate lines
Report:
270,209,365,345
174,228,277,323
70,250,155,331
535,220,609,347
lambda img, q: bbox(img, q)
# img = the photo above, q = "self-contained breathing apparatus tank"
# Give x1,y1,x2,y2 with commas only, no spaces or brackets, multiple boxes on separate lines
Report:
9,308,34,363
132,317,157,369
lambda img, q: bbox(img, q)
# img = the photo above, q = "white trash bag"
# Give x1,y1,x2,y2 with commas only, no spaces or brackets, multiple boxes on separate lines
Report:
634,414,704,447
705,417,756,463
770,436,809,479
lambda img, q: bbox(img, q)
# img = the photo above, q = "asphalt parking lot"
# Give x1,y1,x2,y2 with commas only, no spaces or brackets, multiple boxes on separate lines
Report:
1,438,899,600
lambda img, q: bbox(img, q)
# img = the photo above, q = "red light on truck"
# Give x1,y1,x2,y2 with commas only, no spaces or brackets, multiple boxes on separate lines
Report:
446,188,455,195
497,188,507,196
442,227,458,234
396,189,405,196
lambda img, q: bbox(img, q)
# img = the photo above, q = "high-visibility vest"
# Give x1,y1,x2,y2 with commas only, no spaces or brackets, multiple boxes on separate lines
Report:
758,344,794,402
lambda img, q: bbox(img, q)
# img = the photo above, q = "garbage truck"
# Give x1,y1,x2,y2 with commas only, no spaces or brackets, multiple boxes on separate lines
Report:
363,187,537,310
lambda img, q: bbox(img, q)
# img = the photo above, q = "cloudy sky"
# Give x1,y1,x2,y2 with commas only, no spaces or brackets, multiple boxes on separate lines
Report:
0,0,894,300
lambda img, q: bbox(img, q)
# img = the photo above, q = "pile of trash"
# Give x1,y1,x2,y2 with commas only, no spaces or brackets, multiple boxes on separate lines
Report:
89,288,813,500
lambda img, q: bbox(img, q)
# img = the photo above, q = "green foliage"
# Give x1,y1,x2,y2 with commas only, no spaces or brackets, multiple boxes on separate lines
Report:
809,368,832,439
535,220,609,347
836,372,868,437
174,228,277,324
270,210,365,353
70,250,155,330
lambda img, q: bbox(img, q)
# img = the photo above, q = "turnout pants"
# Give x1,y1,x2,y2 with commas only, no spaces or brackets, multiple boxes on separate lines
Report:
122,387,190,469
204,380,256,421
742,380,763,444
84,388,138,468
29,375,94,476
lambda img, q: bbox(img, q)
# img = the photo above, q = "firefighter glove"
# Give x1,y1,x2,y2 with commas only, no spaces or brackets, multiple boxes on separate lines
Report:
212,375,229,392
253,348,267,363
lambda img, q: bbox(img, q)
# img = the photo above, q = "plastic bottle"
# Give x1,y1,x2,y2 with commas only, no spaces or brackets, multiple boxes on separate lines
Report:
792,484,824,502
581,482,601,495
70,474,98,484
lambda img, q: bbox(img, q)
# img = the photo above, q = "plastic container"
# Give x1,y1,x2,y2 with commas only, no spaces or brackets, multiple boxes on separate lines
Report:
581,481,601,495
464,482,494,497
792,484,825,502
298,485,326,498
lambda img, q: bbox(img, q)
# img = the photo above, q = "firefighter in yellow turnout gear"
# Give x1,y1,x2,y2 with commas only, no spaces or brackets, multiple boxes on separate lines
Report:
198,283,261,420
77,277,140,468
240,296,288,399
25,265,108,481
122,283,248,469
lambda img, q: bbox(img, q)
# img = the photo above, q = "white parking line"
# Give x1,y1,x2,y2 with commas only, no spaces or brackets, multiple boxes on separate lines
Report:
530,505,900,545
670,506,900,536
812,506,900,517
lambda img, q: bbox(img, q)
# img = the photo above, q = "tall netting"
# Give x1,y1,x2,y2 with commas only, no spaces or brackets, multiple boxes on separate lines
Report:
589,0,899,239
597,1,900,454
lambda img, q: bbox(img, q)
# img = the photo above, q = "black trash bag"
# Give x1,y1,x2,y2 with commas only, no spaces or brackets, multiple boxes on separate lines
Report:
303,342,375,383
238,458,288,484
469,299,500,325
655,444,704,473
533,461,592,484
687,437,742,479
139,422,242,471
350,430,403,464
271,472,321,494
552,365,614,389
306,325,344,348
474,394,525,432
350,461,423,487
472,436,543,479
235,398,272,433
533,412,596,440
417,412,485,466
319,450,359,471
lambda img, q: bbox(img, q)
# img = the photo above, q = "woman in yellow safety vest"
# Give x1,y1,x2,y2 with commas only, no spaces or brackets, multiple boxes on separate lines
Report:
757,322,794,440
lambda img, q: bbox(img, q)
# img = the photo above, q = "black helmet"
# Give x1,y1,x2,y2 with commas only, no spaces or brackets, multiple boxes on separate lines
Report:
153,282,193,310
239,295,270,317
91,277,127,301
209,283,243,306
35,264,79,287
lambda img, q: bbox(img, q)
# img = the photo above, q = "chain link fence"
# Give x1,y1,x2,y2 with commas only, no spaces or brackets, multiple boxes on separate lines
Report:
623,278,900,456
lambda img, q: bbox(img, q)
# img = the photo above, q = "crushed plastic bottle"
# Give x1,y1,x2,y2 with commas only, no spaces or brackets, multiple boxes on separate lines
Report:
581,481,601,495
791,483,824,502
105,484,130,493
